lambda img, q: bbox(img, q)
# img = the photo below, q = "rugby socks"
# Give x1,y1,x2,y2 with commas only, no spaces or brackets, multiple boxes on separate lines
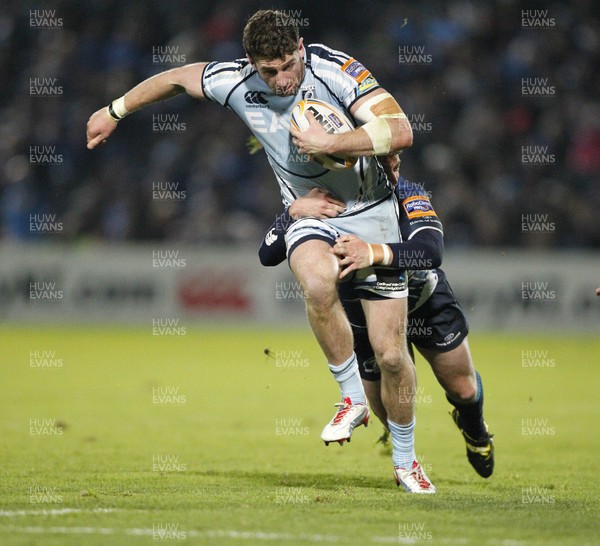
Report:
328,353,366,405
388,417,416,469
447,370,487,439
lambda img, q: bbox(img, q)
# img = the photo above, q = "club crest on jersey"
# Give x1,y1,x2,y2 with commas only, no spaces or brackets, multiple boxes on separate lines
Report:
300,84,315,100
403,196,436,219
341,58,370,83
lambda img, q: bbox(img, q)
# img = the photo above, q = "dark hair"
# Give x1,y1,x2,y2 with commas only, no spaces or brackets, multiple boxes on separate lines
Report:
243,10,300,61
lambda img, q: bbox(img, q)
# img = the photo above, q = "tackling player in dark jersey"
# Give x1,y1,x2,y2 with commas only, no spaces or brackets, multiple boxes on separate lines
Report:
259,164,495,478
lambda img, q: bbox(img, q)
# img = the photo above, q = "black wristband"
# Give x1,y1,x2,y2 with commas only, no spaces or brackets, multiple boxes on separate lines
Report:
107,102,121,121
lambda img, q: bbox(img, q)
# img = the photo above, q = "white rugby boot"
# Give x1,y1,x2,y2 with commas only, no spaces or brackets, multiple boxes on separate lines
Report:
320,397,369,446
393,461,437,494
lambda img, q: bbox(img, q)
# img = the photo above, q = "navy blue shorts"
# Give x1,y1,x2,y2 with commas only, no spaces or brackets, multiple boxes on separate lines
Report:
340,268,469,381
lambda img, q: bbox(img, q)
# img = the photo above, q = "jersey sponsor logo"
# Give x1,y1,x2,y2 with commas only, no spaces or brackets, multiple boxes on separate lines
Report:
403,196,437,219
244,111,289,134
341,58,370,83
244,91,268,106
357,75,378,96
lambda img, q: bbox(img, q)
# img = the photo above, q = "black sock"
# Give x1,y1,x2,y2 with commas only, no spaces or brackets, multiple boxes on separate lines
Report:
447,371,487,439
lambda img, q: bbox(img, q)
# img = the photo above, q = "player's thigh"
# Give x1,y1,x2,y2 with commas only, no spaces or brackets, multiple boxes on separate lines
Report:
361,297,408,358
289,239,339,297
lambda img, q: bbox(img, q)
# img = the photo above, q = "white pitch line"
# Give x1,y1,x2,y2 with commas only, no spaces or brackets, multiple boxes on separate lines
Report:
489,538,529,546
373,537,470,544
1,526,579,545
0,508,117,517
1,526,115,535
131,529,340,541
0,526,340,542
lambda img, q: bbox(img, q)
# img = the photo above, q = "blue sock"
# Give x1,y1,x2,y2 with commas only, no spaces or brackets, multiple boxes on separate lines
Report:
328,353,365,404
388,418,416,469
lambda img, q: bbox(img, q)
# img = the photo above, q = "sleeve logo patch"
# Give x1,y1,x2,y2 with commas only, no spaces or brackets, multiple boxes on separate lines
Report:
403,196,437,219
341,58,370,83
357,75,379,96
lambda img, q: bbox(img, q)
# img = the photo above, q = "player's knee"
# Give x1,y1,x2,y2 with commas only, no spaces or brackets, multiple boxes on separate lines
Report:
375,347,409,375
446,375,477,403
306,290,337,316
299,272,338,312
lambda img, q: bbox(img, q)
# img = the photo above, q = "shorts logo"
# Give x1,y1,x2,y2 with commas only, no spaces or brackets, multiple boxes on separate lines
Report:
244,91,268,105
435,331,462,348
403,196,437,219
357,75,378,96
363,357,380,375
341,58,370,83
265,229,278,246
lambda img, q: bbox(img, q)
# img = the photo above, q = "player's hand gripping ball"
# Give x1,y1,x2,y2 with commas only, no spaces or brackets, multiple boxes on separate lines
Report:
290,99,357,171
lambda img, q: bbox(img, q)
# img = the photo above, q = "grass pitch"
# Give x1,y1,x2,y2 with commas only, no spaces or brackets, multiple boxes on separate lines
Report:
1,326,599,545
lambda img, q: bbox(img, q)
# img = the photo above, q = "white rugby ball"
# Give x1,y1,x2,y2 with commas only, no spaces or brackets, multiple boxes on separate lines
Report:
290,99,357,171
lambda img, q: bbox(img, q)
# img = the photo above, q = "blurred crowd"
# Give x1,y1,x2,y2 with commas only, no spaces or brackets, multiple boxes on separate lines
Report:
1,0,599,247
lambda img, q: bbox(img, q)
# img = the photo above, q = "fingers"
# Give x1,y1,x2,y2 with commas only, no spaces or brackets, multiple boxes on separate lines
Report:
330,244,342,256
321,207,341,218
335,253,357,268
294,139,307,154
330,241,366,278
305,188,345,210
305,110,319,126
325,195,346,208
335,234,358,244
331,242,348,256
87,109,116,149
339,263,357,279
86,134,106,150
299,189,345,218
322,201,344,217
291,130,305,153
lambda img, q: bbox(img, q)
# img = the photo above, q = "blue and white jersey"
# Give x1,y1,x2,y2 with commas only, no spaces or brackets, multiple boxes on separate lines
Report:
201,44,392,215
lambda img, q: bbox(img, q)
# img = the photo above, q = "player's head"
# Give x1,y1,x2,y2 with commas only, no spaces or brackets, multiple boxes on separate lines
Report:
243,10,305,96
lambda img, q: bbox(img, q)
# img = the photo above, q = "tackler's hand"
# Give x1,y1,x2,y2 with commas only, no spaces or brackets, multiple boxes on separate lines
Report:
331,234,372,279
289,188,346,219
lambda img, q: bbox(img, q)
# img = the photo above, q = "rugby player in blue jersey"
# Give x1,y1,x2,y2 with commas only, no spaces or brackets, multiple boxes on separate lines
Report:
259,156,495,478
87,10,435,492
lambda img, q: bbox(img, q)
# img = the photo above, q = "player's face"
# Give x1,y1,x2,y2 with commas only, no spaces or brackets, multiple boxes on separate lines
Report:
251,40,305,96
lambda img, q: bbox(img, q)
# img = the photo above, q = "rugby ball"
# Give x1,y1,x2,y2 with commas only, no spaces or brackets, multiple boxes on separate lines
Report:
290,99,357,171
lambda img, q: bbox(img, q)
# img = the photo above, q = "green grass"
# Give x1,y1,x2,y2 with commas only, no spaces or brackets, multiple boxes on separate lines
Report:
1,327,599,545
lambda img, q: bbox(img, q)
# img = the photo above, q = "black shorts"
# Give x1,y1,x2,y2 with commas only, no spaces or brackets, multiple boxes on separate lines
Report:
340,268,469,381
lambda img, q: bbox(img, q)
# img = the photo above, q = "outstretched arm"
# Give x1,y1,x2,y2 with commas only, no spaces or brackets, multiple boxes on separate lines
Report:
86,63,208,149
